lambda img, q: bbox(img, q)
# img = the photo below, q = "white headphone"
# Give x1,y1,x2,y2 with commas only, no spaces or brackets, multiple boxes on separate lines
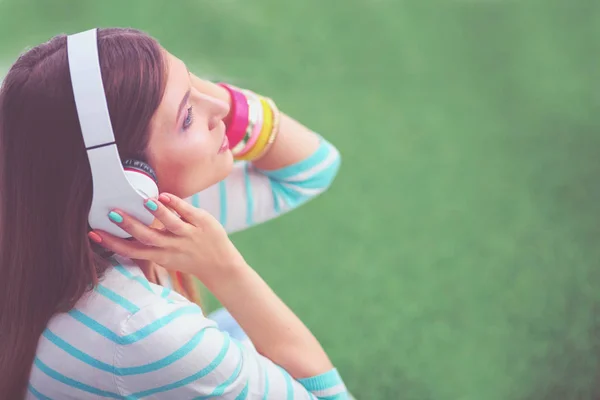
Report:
67,28,159,238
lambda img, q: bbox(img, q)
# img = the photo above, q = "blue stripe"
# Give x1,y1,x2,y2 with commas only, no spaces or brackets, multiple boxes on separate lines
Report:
196,349,244,398
287,156,341,190
133,332,231,398
132,276,154,292
43,329,115,373
319,394,350,400
244,164,254,226
118,328,206,375
33,358,122,399
262,364,270,400
218,180,227,226
68,310,122,343
298,369,344,391
28,384,54,400
43,328,207,376
191,193,200,208
111,262,134,278
271,181,311,209
269,179,281,213
235,381,249,400
279,366,294,400
267,152,340,212
97,305,201,344
94,284,140,313
113,264,154,293
260,139,331,180
162,280,175,304
68,305,201,345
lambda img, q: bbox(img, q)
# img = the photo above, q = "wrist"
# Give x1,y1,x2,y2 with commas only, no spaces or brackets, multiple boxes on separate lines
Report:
219,85,280,162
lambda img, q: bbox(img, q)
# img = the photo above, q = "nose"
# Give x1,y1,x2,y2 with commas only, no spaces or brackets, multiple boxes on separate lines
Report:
197,92,230,121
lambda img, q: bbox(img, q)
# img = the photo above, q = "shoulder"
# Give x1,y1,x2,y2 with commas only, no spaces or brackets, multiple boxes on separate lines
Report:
29,263,216,399
112,294,239,397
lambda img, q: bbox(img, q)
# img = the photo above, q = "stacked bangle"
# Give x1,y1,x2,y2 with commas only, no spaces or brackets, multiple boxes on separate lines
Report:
232,91,263,156
217,83,248,149
259,97,281,159
219,83,281,162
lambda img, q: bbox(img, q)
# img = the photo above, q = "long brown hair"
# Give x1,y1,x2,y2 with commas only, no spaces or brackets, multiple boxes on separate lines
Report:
0,28,170,398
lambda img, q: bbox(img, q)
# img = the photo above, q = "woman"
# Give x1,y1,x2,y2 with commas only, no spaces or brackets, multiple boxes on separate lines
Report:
0,28,347,399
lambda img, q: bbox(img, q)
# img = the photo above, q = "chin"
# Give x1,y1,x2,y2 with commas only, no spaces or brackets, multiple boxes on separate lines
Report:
221,150,234,171
214,151,234,182
160,152,235,200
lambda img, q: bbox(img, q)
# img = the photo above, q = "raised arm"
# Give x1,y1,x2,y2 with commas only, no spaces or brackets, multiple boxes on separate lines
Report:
95,196,350,399
186,76,341,233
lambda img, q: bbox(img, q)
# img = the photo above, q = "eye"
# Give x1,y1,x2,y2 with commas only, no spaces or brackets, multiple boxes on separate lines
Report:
182,106,194,130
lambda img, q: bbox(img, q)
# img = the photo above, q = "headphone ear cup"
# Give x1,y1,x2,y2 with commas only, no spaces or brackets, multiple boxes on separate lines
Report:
122,159,158,182
122,159,159,199
123,169,159,199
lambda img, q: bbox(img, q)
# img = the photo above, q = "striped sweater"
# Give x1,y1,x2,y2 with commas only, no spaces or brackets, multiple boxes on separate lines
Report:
27,137,348,399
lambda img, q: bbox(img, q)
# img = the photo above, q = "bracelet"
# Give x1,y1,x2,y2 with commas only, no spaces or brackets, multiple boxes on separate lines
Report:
218,83,248,149
230,92,260,155
253,97,281,161
236,91,265,156
235,97,274,161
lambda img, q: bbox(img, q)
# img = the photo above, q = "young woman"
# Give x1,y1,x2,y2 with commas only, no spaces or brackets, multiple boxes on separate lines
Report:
0,28,348,399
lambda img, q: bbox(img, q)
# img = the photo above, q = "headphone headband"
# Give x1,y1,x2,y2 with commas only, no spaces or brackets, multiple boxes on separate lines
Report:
67,28,158,238
67,29,116,149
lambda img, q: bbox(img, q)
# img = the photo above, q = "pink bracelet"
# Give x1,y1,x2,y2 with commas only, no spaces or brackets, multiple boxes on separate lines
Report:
230,92,260,155
218,83,249,148
237,91,264,156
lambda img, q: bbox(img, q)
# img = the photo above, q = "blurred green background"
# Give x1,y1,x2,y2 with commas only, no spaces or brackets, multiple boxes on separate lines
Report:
2,1,600,399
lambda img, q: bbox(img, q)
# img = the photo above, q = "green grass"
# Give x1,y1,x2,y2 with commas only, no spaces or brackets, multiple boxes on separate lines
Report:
2,1,600,398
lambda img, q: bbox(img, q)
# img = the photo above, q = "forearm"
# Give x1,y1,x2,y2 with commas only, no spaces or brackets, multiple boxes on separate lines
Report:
252,114,320,170
190,74,320,170
204,265,334,379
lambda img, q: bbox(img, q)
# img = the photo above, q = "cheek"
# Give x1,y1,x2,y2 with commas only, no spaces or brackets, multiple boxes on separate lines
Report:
166,129,213,165
152,132,231,197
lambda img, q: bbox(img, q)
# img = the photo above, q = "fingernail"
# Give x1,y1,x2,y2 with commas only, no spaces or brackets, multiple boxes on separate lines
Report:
145,199,158,211
88,231,102,243
108,211,123,223
158,193,171,203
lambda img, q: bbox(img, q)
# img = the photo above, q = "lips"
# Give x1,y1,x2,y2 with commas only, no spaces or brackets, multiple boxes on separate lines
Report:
218,132,229,153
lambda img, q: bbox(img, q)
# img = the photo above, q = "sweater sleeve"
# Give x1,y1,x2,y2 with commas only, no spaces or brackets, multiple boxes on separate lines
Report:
186,135,341,234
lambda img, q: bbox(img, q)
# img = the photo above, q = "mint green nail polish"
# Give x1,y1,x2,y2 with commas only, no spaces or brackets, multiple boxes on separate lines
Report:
145,199,158,211
108,211,123,223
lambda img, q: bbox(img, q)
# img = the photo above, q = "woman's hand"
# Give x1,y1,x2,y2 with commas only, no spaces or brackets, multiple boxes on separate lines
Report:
90,193,247,285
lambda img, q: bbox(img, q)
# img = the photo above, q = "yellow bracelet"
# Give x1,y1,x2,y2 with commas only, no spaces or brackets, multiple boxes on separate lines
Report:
235,97,274,161
253,97,281,161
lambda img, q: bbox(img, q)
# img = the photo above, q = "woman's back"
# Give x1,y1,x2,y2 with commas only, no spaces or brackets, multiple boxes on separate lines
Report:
29,256,211,399
31,256,347,399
